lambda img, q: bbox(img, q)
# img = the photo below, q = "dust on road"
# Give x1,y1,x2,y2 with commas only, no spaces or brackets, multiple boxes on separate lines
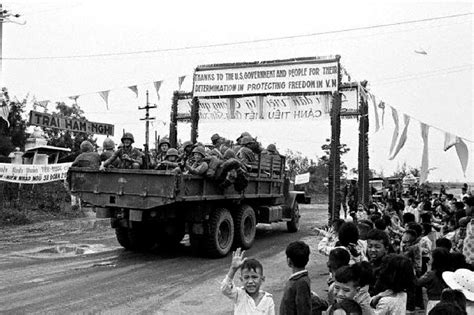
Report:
0,204,330,314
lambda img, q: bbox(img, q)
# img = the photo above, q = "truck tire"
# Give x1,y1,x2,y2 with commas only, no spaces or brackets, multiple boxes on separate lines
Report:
287,202,300,233
204,208,234,258
233,204,256,249
115,227,132,250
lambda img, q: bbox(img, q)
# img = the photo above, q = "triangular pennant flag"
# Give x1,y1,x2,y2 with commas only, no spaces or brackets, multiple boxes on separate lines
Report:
378,101,385,127
178,76,186,90
68,95,79,101
153,81,162,101
370,94,380,132
390,114,410,160
389,107,399,156
455,138,469,176
419,123,430,183
444,132,458,151
99,90,110,110
128,85,138,98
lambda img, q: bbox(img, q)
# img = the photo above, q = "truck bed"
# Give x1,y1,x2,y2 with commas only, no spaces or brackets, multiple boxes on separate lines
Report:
69,154,286,210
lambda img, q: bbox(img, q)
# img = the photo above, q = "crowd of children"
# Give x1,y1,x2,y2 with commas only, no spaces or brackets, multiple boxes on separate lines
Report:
221,186,474,315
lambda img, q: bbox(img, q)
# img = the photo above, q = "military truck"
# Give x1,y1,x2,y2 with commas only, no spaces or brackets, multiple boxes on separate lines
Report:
69,152,302,258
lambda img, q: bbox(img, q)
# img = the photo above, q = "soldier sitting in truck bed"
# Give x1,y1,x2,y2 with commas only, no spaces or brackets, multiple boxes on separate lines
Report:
72,140,101,169
155,148,181,173
236,136,257,165
100,132,143,170
184,146,209,175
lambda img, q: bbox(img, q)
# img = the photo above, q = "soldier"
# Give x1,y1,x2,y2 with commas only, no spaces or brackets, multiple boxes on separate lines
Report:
236,136,257,164
155,137,171,163
264,143,279,155
72,140,101,169
233,131,252,154
185,146,209,175
155,148,180,172
101,132,143,170
100,137,120,168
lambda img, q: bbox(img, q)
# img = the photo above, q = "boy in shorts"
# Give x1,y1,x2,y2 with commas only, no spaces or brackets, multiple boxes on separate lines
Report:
221,248,275,315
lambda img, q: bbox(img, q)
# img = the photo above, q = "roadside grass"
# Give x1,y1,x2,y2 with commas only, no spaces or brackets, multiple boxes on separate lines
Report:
0,181,86,227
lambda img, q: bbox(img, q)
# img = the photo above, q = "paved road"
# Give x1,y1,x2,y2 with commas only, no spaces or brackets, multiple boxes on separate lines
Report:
0,205,330,314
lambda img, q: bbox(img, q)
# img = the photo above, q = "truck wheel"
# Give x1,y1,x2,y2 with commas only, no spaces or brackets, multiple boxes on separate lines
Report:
204,208,234,258
287,202,300,233
128,224,155,251
233,204,256,249
115,227,132,250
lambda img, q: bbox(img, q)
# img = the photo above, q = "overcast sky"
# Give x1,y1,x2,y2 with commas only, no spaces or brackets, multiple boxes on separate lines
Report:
2,0,473,181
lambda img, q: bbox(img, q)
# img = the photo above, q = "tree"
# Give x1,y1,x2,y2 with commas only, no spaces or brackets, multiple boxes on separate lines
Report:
0,89,28,157
43,102,97,161
392,162,420,178
320,139,350,176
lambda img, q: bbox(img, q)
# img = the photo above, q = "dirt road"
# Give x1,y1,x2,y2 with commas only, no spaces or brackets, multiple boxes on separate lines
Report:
0,204,330,314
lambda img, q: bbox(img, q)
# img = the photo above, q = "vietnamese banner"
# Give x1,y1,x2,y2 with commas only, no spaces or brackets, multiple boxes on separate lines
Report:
193,59,339,97
178,95,334,121
0,163,72,184
29,111,114,136
263,95,330,120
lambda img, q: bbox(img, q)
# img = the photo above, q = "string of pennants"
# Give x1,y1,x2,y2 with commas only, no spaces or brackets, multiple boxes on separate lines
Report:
367,91,471,181
31,75,187,110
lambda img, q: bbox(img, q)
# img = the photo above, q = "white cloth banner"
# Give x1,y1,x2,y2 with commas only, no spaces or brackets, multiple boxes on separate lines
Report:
99,90,110,110
295,172,310,185
420,123,430,183
390,114,410,160
178,95,331,121
193,60,339,97
0,163,72,184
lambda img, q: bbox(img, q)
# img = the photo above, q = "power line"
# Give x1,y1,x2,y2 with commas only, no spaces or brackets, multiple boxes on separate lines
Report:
2,12,472,61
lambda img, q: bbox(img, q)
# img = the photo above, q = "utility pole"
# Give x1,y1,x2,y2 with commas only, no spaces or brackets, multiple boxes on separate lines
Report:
139,90,156,169
0,4,23,86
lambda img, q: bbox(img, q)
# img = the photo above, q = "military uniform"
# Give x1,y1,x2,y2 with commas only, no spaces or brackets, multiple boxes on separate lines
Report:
72,141,101,169
105,146,143,169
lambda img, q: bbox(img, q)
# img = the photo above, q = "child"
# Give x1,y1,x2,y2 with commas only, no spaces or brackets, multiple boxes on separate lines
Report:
221,248,275,315
335,222,367,264
328,262,374,315
327,248,350,286
371,254,415,315
366,229,391,296
416,248,450,313
280,241,312,315
327,299,362,315
401,229,422,275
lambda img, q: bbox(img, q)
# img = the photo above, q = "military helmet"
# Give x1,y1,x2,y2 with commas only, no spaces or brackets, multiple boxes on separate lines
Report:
158,137,170,147
121,132,134,143
237,131,252,143
181,140,194,150
266,143,277,153
192,146,206,157
165,148,179,157
103,137,115,150
211,133,221,142
223,148,235,159
240,135,255,146
80,140,94,152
